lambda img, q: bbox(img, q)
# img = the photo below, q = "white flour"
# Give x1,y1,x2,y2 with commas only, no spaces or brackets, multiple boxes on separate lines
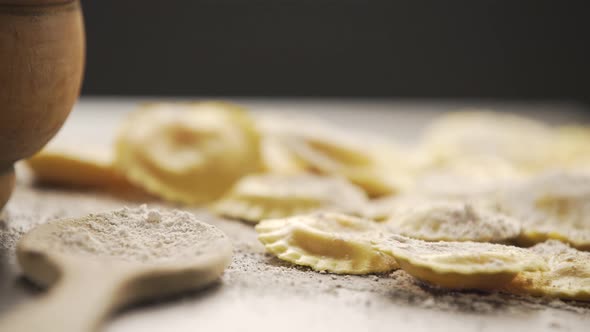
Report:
42,205,229,264
2,184,590,326
389,201,521,242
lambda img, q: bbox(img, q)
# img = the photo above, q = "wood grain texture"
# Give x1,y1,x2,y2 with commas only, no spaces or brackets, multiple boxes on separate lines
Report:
0,0,84,209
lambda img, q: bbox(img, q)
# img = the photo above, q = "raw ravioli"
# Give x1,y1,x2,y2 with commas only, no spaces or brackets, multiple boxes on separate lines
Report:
388,201,521,243
115,102,260,204
411,155,525,200
26,145,130,190
213,173,368,223
506,240,590,301
259,136,306,174
373,234,546,290
256,113,408,197
422,111,556,172
361,195,441,222
496,172,590,250
550,125,590,170
256,212,398,274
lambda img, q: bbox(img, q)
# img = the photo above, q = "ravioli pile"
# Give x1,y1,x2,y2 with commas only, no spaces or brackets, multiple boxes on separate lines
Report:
26,104,590,301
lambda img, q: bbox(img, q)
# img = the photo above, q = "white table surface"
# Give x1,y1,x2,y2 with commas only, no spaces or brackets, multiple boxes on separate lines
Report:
1,98,589,332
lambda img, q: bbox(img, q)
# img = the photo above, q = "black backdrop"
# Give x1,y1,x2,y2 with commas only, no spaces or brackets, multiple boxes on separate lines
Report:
81,0,589,102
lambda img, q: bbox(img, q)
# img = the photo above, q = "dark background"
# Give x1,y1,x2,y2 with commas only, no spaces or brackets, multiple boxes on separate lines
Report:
81,1,589,102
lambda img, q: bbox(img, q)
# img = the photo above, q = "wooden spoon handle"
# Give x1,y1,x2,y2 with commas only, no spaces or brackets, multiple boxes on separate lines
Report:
0,270,123,332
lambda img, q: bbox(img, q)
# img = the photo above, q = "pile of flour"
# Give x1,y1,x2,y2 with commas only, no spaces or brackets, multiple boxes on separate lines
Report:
46,205,228,264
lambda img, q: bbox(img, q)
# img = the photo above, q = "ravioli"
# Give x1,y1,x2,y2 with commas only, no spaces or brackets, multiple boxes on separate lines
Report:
388,201,521,243
115,102,260,204
259,136,306,174
362,194,461,222
362,195,419,222
286,136,407,196
256,212,398,274
506,240,590,301
373,235,547,290
496,172,590,250
550,125,590,170
411,155,525,200
422,111,556,172
212,173,368,223
256,113,408,197
26,145,130,190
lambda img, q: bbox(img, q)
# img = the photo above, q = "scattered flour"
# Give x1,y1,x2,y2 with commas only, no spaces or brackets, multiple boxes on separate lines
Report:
2,183,590,321
146,210,162,223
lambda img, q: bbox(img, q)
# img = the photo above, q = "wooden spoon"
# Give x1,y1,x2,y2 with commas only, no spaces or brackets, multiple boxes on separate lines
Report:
0,206,232,332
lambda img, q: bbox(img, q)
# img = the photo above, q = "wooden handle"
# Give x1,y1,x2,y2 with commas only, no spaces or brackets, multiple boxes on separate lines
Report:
0,166,15,211
0,269,122,332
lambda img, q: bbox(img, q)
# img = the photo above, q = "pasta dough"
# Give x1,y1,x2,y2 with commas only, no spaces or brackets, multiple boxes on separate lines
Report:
213,173,368,223
496,172,590,250
387,201,521,243
361,195,430,222
550,125,590,170
506,240,590,301
422,111,556,172
410,155,525,200
115,102,260,204
259,136,306,174
26,145,130,190
373,234,547,290
256,212,398,274
256,113,408,197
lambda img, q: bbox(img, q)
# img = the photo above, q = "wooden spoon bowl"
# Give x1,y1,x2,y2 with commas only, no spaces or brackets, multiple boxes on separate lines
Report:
0,207,233,332
0,0,85,209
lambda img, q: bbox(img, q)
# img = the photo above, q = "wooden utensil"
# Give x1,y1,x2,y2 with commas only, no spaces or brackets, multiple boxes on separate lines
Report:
0,209,233,332
0,0,85,210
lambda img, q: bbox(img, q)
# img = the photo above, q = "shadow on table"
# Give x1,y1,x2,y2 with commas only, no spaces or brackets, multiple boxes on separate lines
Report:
0,248,43,314
261,253,590,316
382,272,590,315
111,280,224,316
29,182,158,205
0,263,224,327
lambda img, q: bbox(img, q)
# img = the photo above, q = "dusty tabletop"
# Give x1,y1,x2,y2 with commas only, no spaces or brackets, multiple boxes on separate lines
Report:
1,179,589,332
2,99,590,331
